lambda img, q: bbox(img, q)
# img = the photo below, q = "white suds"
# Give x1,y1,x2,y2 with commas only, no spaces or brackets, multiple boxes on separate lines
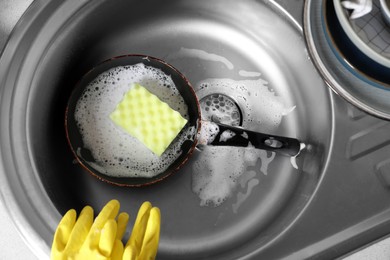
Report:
74,63,194,178
219,130,236,142
198,121,219,145
167,47,234,70
289,143,306,170
238,70,262,77
192,77,292,207
290,157,298,170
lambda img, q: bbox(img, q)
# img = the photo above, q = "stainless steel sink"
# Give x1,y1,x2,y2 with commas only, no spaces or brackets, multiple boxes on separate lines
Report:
0,0,390,259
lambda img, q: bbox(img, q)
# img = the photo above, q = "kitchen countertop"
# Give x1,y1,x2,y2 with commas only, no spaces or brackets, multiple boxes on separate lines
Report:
1,0,390,259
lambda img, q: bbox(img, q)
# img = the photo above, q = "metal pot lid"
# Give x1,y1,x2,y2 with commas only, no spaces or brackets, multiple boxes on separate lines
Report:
304,0,390,120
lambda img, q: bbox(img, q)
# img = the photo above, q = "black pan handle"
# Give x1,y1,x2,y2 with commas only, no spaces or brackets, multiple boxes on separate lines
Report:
200,121,302,157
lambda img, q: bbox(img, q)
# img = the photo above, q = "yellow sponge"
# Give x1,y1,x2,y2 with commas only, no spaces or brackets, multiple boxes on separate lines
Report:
110,83,188,156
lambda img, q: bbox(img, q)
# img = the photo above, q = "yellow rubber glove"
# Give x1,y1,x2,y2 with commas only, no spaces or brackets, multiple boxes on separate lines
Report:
51,200,161,260
123,202,161,260
51,200,129,260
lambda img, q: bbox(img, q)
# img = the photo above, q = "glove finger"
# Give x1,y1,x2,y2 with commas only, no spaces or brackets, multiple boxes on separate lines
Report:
51,209,76,253
116,212,129,240
111,239,124,260
126,201,152,250
122,244,138,260
138,207,161,260
85,200,120,248
99,219,117,257
93,200,120,230
65,205,94,254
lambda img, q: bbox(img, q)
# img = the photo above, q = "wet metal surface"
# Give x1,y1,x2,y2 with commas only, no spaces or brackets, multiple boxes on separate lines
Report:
0,0,390,260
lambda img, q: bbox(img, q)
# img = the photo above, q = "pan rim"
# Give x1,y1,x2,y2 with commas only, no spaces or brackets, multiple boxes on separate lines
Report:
64,54,202,187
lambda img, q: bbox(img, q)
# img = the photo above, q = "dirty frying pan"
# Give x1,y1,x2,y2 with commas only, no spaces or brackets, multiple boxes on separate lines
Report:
65,55,302,187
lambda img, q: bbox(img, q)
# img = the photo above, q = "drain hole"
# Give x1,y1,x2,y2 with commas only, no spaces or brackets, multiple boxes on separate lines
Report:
264,138,283,148
199,93,242,126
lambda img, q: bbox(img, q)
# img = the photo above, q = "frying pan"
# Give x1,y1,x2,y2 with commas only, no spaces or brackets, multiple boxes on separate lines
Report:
65,55,302,187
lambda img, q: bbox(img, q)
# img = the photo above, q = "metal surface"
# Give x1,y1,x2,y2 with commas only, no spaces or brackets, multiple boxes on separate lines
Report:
334,0,390,64
200,93,243,126
1,0,390,260
66,54,302,187
328,0,390,87
0,0,331,259
304,0,390,120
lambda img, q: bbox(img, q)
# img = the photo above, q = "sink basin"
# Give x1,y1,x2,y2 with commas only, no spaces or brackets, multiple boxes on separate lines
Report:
0,0,333,258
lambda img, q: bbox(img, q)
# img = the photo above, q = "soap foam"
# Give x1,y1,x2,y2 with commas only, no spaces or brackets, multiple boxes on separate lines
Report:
166,47,296,208
198,121,219,145
167,47,234,70
196,78,293,133
74,63,194,178
192,77,293,207
192,146,247,207
219,130,236,142
192,146,275,207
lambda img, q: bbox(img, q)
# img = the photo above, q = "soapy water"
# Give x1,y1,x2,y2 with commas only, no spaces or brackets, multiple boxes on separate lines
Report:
192,146,248,207
238,70,262,78
166,47,234,70
73,48,298,211
74,63,195,178
168,47,297,208
219,130,236,142
192,144,277,207
197,121,219,146
196,78,294,133
290,143,306,170
192,77,295,207
232,173,260,214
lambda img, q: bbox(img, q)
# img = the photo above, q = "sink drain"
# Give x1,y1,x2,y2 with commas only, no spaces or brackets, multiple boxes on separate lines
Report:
199,93,242,126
